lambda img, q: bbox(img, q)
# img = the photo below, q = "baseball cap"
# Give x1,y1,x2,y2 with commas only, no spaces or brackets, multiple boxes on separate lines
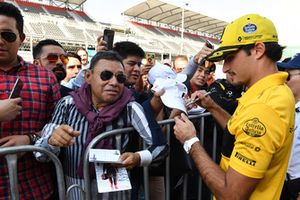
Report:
148,63,187,85
277,53,300,69
151,78,188,113
206,14,278,62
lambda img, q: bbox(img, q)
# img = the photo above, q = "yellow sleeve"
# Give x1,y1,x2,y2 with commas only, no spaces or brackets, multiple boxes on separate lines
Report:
228,103,285,178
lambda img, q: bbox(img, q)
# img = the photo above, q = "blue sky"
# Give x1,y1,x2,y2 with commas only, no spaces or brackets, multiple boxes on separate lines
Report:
83,0,300,46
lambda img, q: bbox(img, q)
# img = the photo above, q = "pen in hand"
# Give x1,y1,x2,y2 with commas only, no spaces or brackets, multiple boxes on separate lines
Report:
186,91,212,107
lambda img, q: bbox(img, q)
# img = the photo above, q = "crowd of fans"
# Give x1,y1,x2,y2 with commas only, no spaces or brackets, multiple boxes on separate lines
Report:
0,2,299,200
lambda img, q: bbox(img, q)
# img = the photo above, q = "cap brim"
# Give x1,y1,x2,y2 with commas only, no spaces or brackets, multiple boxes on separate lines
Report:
161,95,187,114
206,46,242,62
277,62,298,69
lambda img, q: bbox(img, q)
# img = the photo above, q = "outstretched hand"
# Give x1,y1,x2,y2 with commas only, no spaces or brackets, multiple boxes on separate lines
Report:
174,113,197,144
190,90,215,110
48,125,80,147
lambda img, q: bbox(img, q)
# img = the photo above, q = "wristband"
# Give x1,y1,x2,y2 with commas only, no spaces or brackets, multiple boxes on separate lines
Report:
183,137,199,154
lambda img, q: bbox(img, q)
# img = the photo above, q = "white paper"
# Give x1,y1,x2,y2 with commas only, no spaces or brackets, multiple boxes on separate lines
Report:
89,149,122,163
188,106,206,114
89,149,132,193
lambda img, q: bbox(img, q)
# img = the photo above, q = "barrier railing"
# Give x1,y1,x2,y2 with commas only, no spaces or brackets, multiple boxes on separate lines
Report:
0,145,66,200
82,112,216,200
1,112,217,200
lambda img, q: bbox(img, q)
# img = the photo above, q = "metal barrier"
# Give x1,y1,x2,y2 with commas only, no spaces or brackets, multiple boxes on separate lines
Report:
82,112,217,200
82,127,144,200
0,112,217,200
157,112,217,200
0,145,66,200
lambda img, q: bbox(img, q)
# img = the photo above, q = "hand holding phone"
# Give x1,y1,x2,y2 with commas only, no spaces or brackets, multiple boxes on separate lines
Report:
205,40,214,49
198,40,215,66
103,29,115,50
9,78,23,99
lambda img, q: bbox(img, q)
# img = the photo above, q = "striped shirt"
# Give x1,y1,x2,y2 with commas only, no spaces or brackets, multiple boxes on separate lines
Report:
34,95,167,198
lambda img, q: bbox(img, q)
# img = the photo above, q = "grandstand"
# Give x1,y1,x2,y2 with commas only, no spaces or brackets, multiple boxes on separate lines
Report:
14,0,227,61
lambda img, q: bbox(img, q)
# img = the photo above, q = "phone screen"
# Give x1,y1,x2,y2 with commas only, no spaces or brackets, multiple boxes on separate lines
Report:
103,29,115,50
146,52,156,65
9,78,23,99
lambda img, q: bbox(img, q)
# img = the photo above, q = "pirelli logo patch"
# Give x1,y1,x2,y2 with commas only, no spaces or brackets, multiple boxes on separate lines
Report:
242,118,266,137
235,152,256,166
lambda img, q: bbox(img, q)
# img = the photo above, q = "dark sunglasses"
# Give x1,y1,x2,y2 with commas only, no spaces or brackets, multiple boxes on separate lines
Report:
100,70,127,84
46,54,69,65
0,31,17,43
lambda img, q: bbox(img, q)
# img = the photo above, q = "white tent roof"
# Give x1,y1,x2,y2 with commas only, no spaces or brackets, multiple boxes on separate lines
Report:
123,0,228,36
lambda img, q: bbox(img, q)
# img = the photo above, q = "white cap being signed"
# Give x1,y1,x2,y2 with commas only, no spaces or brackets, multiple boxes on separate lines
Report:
152,78,188,113
148,63,187,85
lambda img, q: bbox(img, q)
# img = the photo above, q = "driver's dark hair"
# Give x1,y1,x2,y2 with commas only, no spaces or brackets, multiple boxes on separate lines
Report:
241,42,284,62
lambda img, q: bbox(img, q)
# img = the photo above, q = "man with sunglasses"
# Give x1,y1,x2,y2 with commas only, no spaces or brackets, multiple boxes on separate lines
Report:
33,39,73,97
34,51,167,199
277,54,300,200
65,41,144,95
0,2,61,199
173,14,295,199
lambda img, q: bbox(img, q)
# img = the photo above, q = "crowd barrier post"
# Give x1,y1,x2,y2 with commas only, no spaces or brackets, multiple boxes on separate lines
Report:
0,145,66,200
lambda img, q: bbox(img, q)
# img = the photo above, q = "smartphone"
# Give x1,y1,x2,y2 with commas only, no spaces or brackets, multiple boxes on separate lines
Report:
145,52,156,65
9,78,23,99
103,29,115,50
199,40,215,66
205,40,214,49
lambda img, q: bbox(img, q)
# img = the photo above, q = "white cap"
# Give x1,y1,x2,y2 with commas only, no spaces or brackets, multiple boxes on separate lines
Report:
148,63,187,85
152,78,188,113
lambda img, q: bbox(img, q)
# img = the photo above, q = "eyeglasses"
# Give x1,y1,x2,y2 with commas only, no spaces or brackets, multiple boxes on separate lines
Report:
100,70,127,84
287,72,300,81
0,32,17,43
45,54,69,65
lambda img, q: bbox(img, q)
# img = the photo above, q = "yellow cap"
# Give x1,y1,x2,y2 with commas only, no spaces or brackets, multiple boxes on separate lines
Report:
207,14,278,62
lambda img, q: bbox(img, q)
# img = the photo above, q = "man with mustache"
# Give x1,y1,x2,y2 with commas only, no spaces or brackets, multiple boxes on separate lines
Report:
34,51,167,199
33,39,73,97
